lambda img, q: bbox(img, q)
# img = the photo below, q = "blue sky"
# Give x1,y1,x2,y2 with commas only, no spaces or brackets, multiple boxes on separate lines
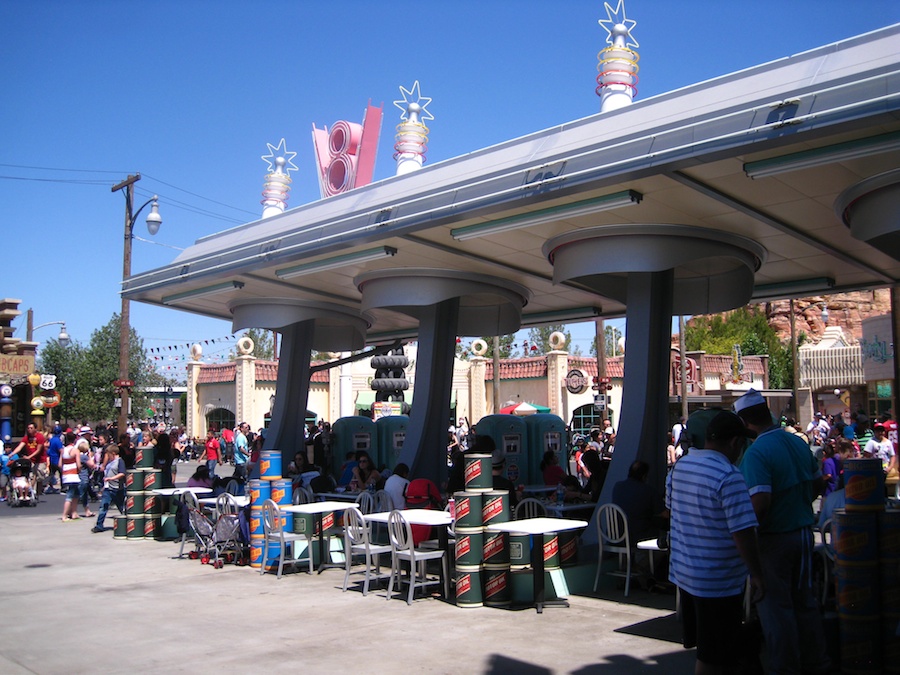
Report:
2,0,898,373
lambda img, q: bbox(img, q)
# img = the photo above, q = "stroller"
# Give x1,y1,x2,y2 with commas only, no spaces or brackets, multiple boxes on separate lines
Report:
187,504,245,568
8,458,37,507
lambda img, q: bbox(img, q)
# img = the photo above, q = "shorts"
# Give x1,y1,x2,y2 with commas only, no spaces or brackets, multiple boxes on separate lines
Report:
64,482,80,500
680,589,743,667
0,474,8,488
34,463,49,483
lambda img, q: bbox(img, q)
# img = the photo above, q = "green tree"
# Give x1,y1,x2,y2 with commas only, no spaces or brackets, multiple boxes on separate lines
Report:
684,305,794,389
74,314,156,423
37,338,86,427
527,324,570,354
589,324,623,357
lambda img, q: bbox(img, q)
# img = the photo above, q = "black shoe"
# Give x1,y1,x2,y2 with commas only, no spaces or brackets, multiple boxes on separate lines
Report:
91,526,104,533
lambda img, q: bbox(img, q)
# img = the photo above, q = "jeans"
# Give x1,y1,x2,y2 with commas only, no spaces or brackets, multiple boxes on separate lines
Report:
756,528,830,674
233,463,247,481
78,478,91,507
95,487,126,529
206,459,217,478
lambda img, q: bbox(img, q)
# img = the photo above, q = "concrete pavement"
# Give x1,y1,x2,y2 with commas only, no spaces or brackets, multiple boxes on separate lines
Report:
1,462,692,674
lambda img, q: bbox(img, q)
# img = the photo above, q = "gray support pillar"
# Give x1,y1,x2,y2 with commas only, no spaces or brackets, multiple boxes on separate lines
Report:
261,321,315,475
398,297,461,487
584,270,674,544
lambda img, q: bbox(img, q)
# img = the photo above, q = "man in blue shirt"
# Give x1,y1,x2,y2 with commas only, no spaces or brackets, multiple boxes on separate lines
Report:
233,423,249,481
736,389,831,675
45,426,64,494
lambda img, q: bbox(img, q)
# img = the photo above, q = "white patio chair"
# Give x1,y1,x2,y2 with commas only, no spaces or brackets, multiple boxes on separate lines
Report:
261,499,311,579
386,510,449,605
292,486,314,505
515,497,547,520
355,491,375,515
593,503,634,596
374,489,393,512
342,506,391,596
216,492,239,518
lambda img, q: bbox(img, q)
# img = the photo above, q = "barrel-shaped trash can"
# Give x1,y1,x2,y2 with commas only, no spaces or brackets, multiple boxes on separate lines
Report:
464,454,492,492
456,564,483,608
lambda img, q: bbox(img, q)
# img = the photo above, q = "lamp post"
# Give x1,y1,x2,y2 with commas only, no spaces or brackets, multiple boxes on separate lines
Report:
25,313,71,348
112,174,162,438
25,315,70,427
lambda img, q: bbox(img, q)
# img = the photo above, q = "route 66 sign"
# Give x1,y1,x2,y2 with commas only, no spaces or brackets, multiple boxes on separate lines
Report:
40,374,57,391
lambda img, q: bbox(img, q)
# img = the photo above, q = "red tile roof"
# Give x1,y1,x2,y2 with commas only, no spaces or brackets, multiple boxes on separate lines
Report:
701,354,766,375
197,360,328,384
197,363,235,384
485,356,625,380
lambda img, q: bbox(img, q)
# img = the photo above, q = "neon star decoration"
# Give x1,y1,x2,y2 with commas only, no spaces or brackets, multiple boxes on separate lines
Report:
260,138,298,217
261,138,299,175
393,81,433,175
393,80,434,123
598,0,638,49
596,0,639,111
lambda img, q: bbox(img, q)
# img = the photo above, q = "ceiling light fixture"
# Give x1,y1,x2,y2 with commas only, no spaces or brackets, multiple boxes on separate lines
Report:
450,190,642,241
743,131,900,179
162,280,245,305
275,246,398,280
750,276,835,301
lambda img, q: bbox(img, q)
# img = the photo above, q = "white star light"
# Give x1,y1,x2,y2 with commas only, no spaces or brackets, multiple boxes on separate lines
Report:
598,0,639,49
393,81,434,122
261,138,299,175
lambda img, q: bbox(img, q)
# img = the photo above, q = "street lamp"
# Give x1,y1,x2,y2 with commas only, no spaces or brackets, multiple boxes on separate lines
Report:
27,318,70,347
112,173,162,437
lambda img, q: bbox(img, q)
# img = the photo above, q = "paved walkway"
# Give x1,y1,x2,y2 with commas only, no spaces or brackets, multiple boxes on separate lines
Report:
1,462,692,674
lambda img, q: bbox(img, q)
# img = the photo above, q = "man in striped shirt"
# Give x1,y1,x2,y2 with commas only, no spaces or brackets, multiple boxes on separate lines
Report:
667,411,765,674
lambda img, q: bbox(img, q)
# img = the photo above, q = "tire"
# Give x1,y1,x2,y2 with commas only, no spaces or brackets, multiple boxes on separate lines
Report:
370,354,408,368
371,379,409,391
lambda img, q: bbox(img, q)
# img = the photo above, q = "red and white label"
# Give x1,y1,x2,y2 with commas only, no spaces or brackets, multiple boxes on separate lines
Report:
457,573,472,595
543,535,559,561
456,497,470,521
483,534,505,562
464,462,482,485
484,572,507,599
561,536,578,563
482,497,504,524
456,535,471,561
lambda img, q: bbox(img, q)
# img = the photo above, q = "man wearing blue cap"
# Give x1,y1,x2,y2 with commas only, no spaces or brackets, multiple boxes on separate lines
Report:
735,389,830,674
45,425,64,494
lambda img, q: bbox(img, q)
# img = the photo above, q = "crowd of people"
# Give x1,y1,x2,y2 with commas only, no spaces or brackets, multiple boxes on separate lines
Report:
8,397,893,671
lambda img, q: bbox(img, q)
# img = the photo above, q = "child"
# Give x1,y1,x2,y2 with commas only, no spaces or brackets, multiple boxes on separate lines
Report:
0,444,10,502
12,465,30,501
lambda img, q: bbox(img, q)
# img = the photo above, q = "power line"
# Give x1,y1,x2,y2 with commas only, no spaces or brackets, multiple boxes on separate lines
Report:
0,162,127,174
0,175,110,185
141,173,258,216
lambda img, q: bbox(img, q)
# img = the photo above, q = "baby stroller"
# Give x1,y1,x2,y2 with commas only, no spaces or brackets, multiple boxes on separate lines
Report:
187,505,245,568
8,458,37,507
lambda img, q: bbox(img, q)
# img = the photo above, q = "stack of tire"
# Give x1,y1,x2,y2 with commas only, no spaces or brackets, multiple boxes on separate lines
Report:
370,348,410,414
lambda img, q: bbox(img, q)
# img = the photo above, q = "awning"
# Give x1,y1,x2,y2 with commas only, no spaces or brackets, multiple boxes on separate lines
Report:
355,390,415,410
355,391,376,410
